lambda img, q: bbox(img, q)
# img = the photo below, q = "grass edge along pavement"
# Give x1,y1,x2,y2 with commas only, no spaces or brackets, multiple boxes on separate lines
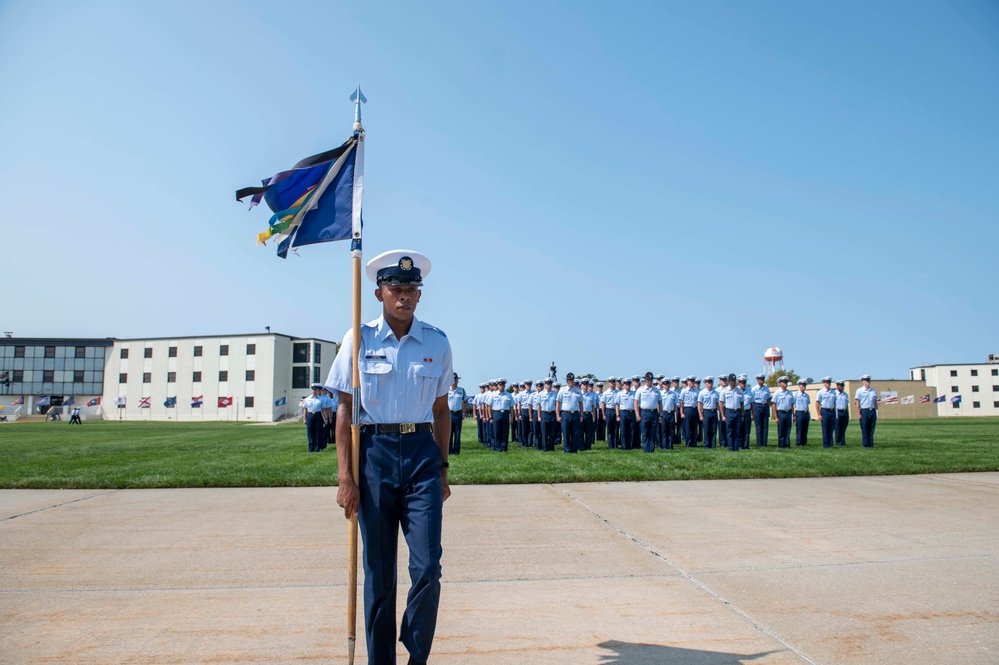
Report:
0,418,997,489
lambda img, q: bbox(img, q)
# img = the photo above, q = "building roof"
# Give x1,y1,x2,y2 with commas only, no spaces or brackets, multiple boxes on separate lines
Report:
2,333,338,346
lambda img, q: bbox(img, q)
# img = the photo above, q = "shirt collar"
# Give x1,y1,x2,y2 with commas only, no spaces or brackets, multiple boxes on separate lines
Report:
374,314,424,343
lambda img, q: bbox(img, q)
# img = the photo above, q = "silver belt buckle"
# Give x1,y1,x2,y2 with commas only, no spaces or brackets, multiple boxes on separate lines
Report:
399,422,416,434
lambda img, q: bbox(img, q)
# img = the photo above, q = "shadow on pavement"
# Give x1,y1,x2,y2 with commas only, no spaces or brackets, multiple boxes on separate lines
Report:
597,640,779,665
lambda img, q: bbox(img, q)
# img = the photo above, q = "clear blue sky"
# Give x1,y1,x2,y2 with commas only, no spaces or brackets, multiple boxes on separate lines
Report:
2,0,997,384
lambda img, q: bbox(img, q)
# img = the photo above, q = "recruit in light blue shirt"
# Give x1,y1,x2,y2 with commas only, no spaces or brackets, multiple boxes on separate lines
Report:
794,391,811,411
772,389,795,411
326,314,453,425
751,384,771,404
447,387,466,411
855,387,878,409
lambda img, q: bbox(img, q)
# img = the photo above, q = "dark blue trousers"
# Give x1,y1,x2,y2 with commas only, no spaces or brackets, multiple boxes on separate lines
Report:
619,410,636,450
660,411,676,449
358,430,442,665
860,409,876,447
835,410,849,446
718,416,727,450
682,407,698,446
540,412,557,451
449,412,462,455
306,412,323,452
701,409,718,448
776,410,792,447
753,403,769,446
581,413,595,450
493,412,509,451
639,409,658,452
724,409,742,451
596,412,606,441
795,411,810,445
534,413,543,450
561,411,580,453
476,415,484,443
820,408,836,448
606,412,619,449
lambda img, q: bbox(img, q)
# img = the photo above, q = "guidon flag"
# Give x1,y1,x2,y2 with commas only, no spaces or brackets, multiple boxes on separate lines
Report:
87,397,101,407
218,396,233,408
192,396,203,408
139,396,151,408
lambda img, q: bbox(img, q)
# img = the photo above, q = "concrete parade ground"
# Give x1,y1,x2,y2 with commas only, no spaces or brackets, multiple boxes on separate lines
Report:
1,474,997,664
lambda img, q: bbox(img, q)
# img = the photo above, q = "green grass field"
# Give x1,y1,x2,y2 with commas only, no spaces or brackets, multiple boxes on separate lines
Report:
1,418,997,489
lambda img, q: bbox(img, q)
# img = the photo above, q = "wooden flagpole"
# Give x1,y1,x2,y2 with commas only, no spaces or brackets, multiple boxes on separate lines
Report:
346,84,366,665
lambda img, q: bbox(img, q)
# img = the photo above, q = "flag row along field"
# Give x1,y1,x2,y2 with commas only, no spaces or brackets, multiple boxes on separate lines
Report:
0,418,996,489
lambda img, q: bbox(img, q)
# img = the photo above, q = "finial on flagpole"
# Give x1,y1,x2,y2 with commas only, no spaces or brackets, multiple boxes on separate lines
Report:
350,84,366,133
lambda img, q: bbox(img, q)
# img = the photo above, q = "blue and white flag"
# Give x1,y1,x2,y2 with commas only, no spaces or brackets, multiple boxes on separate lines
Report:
275,396,287,407
239,134,364,259
64,395,75,406
951,394,962,404
36,395,51,407
932,395,946,403
164,396,177,408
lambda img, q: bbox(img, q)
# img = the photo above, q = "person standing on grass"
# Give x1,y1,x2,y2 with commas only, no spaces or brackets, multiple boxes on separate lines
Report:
302,384,325,453
751,373,771,446
580,379,599,450
594,381,606,442
771,376,794,448
855,374,878,448
447,373,465,455
602,377,619,449
635,372,663,453
697,376,720,449
329,249,453,665
834,379,849,446
660,377,679,449
615,378,637,451
794,379,811,446
815,377,837,448
719,373,743,452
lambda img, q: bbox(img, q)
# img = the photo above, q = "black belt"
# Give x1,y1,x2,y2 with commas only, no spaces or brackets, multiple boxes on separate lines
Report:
778,409,792,413
450,410,463,415
361,423,433,435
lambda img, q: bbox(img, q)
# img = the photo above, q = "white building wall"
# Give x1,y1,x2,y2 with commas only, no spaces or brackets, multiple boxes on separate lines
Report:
102,334,336,422
910,362,999,417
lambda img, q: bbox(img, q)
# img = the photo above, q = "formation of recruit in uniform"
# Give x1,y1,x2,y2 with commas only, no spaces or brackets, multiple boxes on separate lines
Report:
300,384,337,452
467,372,880,453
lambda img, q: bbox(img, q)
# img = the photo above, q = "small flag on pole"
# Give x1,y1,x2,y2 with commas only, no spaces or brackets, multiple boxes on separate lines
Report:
12,396,24,405
900,395,915,405
64,395,75,406
114,396,126,407
275,396,287,407
932,395,946,403
36,395,51,407
951,394,962,404
192,395,203,408
919,395,931,403
139,396,151,408
87,397,101,407
218,396,233,408
164,396,177,408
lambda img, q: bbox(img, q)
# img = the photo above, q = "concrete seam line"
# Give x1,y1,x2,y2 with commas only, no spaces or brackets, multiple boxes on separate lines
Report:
552,484,821,665
1,490,118,522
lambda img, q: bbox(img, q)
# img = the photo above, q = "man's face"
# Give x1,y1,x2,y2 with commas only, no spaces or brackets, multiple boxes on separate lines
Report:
779,382,788,390
375,284,421,320
645,378,653,387
705,381,713,390
545,382,552,391
798,384,806,392
757,378,765,386
863,379,871,388
739,381,747,390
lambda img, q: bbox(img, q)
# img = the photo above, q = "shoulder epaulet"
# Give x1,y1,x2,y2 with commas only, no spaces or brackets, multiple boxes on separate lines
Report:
421,322,447,338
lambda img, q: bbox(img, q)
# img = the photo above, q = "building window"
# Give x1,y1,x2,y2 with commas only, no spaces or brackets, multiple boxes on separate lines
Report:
44,346,55,358
951,386,959,393
293,342,309,363
952,402,959,409
292,366,309,389
168,346,177,358
220,344,229,356
972,385,979,392
121,348,129,359
920,369,925,381
973,401,981,408
950,370,958,377
119,373,127,383
992,368,998,376
246,343,256,355
971,369,978,376
13,370,23,383
73,370,85,383
193,346,203,357
75,346,86,358
994,401,999,408
167,372,176,383
192,371,202,382
43,370,54,382
143,372,151,383
313,342,321,364
244,396,255,408
14,345,24,358
245,370,255,381
313,366,321,383
219,371,228,382
993,386,998,392
144,348,153,359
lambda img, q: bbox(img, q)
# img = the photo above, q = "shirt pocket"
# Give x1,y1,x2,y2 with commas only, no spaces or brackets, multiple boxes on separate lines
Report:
360,360,393,405
411,362,442,405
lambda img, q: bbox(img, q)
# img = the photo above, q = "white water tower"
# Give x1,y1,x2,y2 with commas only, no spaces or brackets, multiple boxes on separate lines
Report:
764,347,784,377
